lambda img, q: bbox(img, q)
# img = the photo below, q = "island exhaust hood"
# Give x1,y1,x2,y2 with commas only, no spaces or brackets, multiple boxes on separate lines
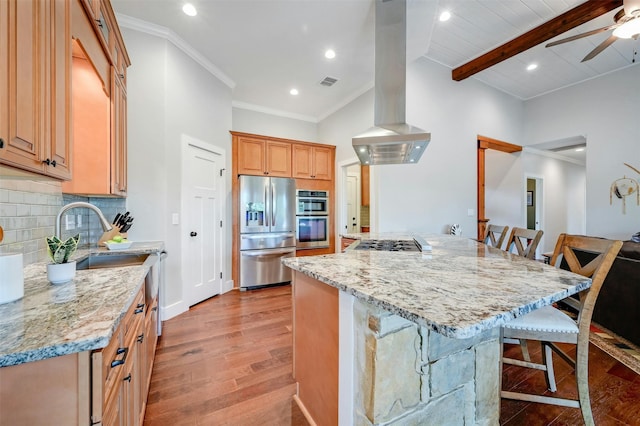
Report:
353,0,430,165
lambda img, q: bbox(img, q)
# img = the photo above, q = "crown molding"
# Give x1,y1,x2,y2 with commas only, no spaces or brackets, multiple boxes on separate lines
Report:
115,13,235,89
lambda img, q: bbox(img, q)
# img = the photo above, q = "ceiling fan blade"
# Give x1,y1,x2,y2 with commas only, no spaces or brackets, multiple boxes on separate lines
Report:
581,34,618,61
545,24,617,47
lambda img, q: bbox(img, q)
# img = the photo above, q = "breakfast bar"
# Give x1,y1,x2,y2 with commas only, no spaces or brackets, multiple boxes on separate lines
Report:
282,234,591,425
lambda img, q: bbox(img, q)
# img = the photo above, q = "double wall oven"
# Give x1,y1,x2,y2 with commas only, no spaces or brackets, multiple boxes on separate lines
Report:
296,190,330,249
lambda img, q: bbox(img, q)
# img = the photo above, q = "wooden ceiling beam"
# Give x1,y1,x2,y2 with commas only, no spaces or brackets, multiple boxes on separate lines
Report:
452,0,623,81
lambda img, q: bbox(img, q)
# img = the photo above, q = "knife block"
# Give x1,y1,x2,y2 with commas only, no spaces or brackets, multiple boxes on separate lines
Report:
98,228,128,246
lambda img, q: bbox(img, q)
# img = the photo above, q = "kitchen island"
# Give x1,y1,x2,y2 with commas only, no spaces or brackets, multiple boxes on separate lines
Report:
0,242,164,425
283,234,591,425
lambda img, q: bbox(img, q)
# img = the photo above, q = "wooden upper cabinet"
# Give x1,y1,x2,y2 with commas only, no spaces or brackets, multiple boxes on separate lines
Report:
62,0,129,196
265,140,292,177
111,66,127,196
292,144,334,180
0,0,72,179
237,136,292,177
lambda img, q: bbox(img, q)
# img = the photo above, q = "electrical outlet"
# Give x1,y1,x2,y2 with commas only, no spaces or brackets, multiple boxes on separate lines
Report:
172,213,179,225
467,208,475,217
65,215,75,230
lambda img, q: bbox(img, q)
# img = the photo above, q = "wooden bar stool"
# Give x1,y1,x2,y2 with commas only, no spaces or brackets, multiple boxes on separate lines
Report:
501,234,623,426
481,224,509,249
505,227,543,259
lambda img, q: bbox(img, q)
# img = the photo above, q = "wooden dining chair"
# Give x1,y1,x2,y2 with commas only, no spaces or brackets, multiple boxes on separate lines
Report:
482,224,509,249
501,234,623,426
502,227,544,361
505,227,543,259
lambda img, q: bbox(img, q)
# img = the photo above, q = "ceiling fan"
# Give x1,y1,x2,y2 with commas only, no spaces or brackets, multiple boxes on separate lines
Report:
546,0,640,62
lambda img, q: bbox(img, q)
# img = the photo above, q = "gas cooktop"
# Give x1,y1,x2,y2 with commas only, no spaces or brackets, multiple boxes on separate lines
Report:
354,239,421,252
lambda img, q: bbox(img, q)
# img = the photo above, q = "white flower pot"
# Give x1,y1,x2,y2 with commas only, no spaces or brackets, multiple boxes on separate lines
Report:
47,261,76,285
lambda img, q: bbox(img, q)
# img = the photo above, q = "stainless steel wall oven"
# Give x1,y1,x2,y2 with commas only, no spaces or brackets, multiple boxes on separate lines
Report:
296,214,330,249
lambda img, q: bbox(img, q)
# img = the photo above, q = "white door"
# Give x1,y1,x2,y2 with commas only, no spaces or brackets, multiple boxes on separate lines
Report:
346,175,359,233
182,139,224,306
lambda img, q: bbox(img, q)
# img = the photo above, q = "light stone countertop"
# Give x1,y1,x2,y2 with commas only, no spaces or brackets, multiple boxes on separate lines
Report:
0,241,164,368
284,233,591,339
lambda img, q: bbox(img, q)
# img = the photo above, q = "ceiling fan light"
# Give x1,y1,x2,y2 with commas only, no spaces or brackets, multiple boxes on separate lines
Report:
612,18,640,38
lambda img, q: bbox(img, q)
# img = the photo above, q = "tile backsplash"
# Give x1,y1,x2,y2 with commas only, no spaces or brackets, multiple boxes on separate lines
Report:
0,176,125,266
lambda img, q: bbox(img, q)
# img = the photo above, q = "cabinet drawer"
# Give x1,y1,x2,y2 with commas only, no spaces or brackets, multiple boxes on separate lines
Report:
122,287,145,338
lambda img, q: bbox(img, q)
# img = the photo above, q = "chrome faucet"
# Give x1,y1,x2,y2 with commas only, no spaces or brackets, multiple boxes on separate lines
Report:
55,202,113,239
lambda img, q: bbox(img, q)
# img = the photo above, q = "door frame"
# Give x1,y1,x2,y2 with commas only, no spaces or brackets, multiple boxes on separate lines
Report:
346,166,361,234
477,135,522,240
525,174,544,258
180,134,227,307
338,158,375,248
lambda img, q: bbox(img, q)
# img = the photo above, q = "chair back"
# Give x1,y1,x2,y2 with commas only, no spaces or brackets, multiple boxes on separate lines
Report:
482,224,509,249
506,227,543,259
549,234,623,335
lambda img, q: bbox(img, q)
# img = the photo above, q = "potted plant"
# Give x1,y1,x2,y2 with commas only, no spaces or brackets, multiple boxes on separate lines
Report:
46,234,80,285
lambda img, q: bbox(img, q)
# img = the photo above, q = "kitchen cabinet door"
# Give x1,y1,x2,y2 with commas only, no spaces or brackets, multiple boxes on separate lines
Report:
237,136,266,175
46,0,73,179
265,140,292,177
292,144,333,180
310,146,332,180
237,136,292,177
111,66,127,196
0,0,72,179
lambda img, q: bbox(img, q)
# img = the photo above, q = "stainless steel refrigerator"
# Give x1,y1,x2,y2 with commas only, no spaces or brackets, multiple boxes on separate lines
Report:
239,175,296,290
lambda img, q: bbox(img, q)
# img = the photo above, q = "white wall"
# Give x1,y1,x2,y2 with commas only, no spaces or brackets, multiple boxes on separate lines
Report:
521,151,586,253
320,57,524,237
485,150,523,236
232,107,318,142
523,65,640,240
122,27,233,319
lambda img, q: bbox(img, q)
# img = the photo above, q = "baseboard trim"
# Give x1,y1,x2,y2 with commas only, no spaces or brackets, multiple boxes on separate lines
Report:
293,394,317,426
161,300,188,321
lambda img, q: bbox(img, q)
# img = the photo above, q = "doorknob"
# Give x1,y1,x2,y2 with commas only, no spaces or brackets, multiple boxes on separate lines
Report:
190,231,197,237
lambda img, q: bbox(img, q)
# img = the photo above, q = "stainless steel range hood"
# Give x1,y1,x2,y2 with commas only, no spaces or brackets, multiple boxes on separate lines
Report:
353,0,430,165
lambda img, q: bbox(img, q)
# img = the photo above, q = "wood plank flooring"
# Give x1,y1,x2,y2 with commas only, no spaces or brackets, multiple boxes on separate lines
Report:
143,284,308,426
501,340,640,425
145,285,640,425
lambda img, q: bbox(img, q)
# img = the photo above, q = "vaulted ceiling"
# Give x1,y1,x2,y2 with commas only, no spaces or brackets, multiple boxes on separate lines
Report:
111,0,639,123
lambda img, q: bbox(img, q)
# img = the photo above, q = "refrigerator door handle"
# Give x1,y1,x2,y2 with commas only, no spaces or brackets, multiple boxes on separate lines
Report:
241,248,294,257
272,182,277,227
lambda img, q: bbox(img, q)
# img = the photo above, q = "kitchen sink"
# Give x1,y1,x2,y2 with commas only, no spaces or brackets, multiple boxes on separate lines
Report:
76,253,149,270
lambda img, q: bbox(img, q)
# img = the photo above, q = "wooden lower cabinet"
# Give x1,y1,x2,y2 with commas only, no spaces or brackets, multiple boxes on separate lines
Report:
341,237,357,252
0,284,156,426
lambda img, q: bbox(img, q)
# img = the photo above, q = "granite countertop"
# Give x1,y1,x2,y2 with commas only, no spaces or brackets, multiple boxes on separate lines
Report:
283,233,591,339
0,241,164,368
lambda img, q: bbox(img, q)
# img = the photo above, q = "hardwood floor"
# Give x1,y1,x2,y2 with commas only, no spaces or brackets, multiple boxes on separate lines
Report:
501,341,640,425
143,284,308,426
145,285,640,425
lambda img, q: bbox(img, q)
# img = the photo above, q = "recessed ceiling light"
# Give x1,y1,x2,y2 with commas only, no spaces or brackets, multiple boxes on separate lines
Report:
289,88,299,96
526,63,538,71
575,147,585,152
182,3,197,16
439,11,451,22
359,147,366,153
325,49,336,59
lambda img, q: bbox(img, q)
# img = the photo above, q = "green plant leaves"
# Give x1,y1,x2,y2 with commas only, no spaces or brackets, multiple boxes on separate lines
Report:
46,234,80,264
